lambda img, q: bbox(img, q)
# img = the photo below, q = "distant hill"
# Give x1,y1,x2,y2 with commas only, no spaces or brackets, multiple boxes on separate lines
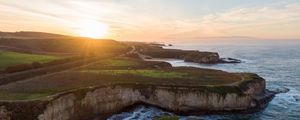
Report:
0,31,69,39
0,31,128,56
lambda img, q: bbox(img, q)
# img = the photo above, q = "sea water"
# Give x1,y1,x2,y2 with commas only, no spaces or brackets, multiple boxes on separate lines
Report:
108,40,300,120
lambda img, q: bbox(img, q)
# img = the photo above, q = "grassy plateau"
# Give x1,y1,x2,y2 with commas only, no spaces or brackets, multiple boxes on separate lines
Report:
0,57,250,100
0,51,61,69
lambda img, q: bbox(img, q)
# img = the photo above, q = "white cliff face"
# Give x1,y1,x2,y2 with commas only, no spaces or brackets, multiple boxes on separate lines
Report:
0,76,268,120
38,94,76,120
37,85,254,120
80,87,142,115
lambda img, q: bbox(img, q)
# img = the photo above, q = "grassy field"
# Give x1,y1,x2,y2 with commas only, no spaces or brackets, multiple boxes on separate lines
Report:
80,70,189,79
100,59,139,67
0,36,129,55
0,57,247,100
0,91,53,100
0,51,61,69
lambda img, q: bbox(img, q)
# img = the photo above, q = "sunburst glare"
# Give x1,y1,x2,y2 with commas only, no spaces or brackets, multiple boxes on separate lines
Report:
75,20,109,39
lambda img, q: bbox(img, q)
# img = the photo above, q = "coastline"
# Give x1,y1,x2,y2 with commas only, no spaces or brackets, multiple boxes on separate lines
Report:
0,42,278,120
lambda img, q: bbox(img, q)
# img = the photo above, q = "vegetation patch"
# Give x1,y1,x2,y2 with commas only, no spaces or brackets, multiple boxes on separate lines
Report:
100,59,139,67
78,58,171,70
0,91,53,100
0,52,60,69
80,70,189,79
0,56,254,100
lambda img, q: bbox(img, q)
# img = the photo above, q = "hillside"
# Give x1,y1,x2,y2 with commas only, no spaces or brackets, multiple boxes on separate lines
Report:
0,32,129,55
0,52,61,69
0,31,68,39
0,31,130,75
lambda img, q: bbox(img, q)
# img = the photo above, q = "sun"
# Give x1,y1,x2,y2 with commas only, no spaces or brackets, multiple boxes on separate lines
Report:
75,20,109,39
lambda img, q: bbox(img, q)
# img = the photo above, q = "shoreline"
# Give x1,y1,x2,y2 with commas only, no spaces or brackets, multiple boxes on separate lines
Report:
0,42,277,120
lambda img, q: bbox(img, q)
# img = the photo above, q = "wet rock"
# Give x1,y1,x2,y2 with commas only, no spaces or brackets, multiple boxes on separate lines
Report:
272,87,290,94
219,58,242,63
293,95,300,102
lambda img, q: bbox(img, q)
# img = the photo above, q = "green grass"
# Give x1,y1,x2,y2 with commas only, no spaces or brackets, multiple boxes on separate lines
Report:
0,91,53,100
0,87,70,100
0,69,247,100
0,52,61,68
100,59,139,67
80,70,189,79
76,58,143,70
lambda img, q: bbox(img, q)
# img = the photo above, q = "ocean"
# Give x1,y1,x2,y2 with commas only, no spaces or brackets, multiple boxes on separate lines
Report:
108,40,300,120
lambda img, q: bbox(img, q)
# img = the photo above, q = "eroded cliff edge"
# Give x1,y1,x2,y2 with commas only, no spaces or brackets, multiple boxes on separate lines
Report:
0,73,274,120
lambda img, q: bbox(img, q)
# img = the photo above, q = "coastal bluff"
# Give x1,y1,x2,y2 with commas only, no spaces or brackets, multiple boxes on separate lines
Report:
0,33,274,120
0,66,274,120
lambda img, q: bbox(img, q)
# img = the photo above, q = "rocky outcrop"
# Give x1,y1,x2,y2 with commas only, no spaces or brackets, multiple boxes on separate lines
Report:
135,43,240,64
140,48,221,64
184,51,220,63
219,58,242,63
0,74,275,120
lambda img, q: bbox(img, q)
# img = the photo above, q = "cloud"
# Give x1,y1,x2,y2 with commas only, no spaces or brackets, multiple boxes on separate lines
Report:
165,2,300,40
206,3,300,25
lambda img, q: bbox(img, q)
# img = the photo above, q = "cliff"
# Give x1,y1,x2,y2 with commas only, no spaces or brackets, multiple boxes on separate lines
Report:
0,75,274,120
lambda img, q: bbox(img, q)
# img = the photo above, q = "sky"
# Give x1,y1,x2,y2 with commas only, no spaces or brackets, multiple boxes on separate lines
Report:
0,0,300,41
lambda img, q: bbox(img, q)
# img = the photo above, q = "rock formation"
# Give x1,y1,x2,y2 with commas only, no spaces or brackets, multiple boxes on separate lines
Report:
133,43,240,64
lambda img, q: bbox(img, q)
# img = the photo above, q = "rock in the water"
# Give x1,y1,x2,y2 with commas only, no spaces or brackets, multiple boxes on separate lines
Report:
293,95,300,102
272,87,290,94
219,57,242,63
